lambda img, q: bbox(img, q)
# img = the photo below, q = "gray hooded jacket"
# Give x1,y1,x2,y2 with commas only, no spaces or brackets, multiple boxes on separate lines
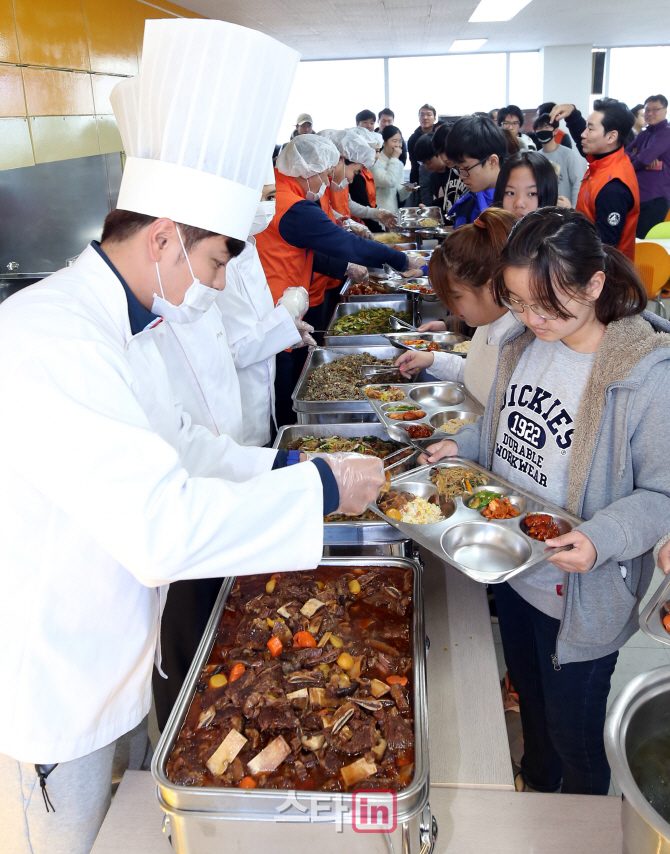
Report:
453,311,670,665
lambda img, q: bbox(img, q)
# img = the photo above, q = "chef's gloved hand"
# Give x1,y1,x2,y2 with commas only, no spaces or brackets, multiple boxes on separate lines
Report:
405,252,426,268
278,286,309,321
305,453,386,516
293,319,317,349
345,220,373,240
376,209,397,228
346,263,369,284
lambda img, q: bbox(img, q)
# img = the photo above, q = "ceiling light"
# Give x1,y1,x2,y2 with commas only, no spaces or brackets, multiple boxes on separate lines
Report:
469,0,533,22
449,39,488,52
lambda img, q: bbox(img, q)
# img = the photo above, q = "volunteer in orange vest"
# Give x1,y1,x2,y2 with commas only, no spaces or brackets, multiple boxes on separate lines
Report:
255,134,418,426
549,99,640,260
316,128,379,319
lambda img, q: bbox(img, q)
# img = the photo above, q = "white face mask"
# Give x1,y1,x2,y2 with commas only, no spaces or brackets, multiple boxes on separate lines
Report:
331,163,349,192
249,200,276,236
151,226,219,324
305,174,327,202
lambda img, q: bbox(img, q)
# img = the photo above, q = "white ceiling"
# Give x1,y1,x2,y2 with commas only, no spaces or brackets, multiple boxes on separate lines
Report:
174,0,670,61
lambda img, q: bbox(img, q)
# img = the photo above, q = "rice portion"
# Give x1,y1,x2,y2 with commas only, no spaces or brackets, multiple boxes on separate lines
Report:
440,417,476,435
400,497,444,524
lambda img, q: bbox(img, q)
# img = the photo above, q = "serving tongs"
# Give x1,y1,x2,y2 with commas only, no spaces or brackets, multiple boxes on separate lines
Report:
360,364,402,381
389,315,417,332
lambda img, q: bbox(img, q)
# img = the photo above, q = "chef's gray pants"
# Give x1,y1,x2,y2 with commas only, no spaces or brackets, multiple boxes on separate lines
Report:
0,716,151,854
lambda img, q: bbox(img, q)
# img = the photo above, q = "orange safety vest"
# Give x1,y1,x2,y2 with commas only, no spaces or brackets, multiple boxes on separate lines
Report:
311,185,343,301
255,169,314,305
555,129,566,145
362,166,377,208
576,146,640,261
330,184,351,218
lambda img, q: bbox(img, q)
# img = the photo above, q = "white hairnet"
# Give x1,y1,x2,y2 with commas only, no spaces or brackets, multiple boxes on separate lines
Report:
338,130,376,169
277,135,340,178
349,126,383,149
318,129,347,146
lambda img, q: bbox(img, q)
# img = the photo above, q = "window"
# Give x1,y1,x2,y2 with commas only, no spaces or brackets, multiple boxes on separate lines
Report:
607,46,670,108
277,59,385,143
508,52,541,109
388,53,506,134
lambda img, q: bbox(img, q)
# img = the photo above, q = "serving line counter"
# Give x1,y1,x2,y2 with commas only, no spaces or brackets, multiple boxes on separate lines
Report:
93,771,622,854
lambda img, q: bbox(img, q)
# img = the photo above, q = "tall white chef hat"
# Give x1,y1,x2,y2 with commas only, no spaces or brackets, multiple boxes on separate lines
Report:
112,19,299,241
276,135,340,179
110,75,140,158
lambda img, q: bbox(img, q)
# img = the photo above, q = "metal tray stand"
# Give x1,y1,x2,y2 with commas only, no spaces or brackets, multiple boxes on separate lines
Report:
639,573,670,646
369,459,583,584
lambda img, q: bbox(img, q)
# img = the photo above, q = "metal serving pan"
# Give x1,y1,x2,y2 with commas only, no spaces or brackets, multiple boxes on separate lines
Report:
152,557,430,835
639,574,670,646
324,298,417,347
339,279,398,303
292,345,405,417
369,460,582,584
384,331,470,353
273,423,420,544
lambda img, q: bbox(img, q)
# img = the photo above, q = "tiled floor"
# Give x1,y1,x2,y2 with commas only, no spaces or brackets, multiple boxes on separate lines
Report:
492,566,670,797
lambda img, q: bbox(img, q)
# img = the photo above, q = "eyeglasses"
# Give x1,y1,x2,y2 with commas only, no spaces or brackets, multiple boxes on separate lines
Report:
500,295,566,321
502,120,521,128
456,156,488,178
644,106,665,113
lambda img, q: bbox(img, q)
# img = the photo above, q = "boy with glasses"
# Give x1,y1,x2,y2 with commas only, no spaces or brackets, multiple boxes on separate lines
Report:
445,114,507,227
498,105,536,152
625,94,670,237
408,103,438,186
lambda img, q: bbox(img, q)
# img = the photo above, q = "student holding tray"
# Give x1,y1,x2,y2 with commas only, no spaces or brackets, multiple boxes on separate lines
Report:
420,208,670,796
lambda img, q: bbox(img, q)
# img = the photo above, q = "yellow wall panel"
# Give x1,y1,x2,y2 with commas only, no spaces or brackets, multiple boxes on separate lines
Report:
0,66,26,117
0,118,35,169
84,0,138,75
24,67,94,116
96,116,123,153
30,115,100,163
91,74,124,115
14,0,91,71
0,0,20,63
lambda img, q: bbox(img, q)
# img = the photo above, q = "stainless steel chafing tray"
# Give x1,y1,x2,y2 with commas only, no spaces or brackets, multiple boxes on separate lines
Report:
383,331,470,352
369,460,583,584
324,298,417,347
291,345,405,420
339,279,398,303
273,423,420,544
152,557,430,848
639,574,670,646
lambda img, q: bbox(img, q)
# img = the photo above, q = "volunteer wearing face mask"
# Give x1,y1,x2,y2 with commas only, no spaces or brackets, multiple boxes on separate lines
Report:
314,128,378,321
256,133,417,426
0,21,386,854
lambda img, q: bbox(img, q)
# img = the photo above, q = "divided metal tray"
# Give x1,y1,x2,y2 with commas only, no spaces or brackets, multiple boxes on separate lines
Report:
324,298,417,347
364,380,483,442
383,331,470,354
369,459,583,584
273,423,419,543
639,574,670,646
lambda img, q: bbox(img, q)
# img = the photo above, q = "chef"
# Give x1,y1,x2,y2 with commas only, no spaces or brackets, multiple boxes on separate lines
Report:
0,19,384,854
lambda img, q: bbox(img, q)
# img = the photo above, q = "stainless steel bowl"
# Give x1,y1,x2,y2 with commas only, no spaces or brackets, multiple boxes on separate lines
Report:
408,384,466,408
429,410,479,433
605,665,670,854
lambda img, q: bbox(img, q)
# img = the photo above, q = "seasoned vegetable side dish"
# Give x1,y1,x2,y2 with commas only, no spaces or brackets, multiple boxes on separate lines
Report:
401,338,440,351
303,354,402,401
430,466,489,499
330,308,412,336
347,282,391,296
286,436,398,458
481,497,520,520
166,567,415,792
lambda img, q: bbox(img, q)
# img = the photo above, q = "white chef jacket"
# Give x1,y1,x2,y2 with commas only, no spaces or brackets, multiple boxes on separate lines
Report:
0,245,325,764
150,305,244,443
218,238,301,446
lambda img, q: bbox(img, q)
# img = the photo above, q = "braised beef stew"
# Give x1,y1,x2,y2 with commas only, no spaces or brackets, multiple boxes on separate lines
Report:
166,566,415,793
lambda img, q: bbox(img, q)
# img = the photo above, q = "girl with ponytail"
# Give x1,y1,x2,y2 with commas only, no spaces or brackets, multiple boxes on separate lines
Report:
395,207,520,407
423,207,670,796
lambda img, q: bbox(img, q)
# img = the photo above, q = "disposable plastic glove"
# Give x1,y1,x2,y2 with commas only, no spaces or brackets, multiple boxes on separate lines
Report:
304,452,386,516
345,220,373,239
278,286,309,321
293,319,317,349
346,263,369,284
376,209,397,228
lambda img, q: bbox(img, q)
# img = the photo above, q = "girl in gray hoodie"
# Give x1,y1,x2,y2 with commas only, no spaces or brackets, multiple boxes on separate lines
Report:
422,208,670,796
